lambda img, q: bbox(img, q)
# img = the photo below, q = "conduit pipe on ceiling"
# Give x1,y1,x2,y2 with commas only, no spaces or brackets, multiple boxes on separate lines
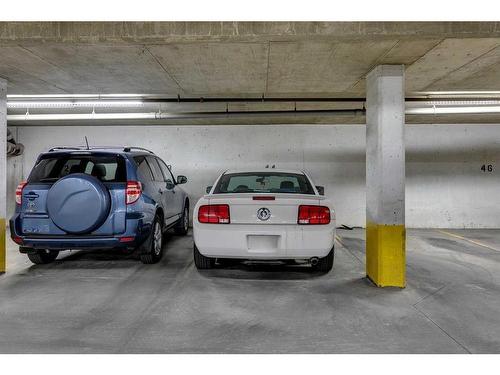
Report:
6,109,366,122
7,105,500,122
7,100,500,110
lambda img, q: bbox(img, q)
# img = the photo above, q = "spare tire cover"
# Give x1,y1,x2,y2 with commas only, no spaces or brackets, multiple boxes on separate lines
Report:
47,173,111,234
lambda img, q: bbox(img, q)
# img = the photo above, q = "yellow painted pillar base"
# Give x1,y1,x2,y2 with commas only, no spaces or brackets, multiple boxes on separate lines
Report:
0,219,5,274
366,222,406,288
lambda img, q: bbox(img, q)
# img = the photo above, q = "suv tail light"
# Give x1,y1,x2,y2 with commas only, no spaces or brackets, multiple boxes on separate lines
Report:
198,204,230,224
126,181,142,205
298,205,330,225
15,181,27,205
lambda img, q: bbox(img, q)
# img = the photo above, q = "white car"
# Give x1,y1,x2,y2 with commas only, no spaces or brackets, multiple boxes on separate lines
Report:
193,169,335,272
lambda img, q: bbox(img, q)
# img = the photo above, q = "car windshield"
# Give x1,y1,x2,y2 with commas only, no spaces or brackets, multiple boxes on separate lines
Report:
213,172,315,194
28,154,126,183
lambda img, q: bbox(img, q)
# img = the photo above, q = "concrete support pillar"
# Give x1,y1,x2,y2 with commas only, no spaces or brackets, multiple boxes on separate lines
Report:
0,78,6,274
365,65,406,288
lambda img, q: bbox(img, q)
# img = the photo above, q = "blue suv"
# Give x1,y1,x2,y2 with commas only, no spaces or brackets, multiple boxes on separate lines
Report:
10,146,190,264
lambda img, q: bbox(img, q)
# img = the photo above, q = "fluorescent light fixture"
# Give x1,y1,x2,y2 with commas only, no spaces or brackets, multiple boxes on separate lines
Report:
7,93,146,99
407,100,500,107
406,106,500,115
7,100,144,109
7,94,99,99
8,101,75,108
7,113,157,121
412,91,500,96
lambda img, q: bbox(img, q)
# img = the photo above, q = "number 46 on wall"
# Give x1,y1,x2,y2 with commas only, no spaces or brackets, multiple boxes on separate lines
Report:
481,164,494,172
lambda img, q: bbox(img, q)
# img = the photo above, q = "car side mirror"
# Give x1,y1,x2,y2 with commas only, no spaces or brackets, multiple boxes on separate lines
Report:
206,186,213,194
177,175,187,184
316,186,325,196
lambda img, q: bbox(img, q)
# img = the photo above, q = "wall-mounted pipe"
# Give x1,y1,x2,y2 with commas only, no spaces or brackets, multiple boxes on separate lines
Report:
6,128,24,156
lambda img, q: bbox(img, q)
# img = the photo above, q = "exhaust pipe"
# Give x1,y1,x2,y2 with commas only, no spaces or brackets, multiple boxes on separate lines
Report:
310,257,319,266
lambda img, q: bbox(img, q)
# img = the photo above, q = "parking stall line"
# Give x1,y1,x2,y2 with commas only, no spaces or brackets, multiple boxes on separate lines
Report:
436,229,500,253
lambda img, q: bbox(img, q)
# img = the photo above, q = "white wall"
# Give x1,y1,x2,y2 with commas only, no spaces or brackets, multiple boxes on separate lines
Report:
6,124,500,228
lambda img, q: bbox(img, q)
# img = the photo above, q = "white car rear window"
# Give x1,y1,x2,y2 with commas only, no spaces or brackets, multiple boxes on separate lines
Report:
214,172,315,194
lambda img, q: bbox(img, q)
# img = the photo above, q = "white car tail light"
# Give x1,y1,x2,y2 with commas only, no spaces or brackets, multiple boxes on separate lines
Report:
126,181,142,205
298,205,330,225
15,181,27,205
198,204,230,224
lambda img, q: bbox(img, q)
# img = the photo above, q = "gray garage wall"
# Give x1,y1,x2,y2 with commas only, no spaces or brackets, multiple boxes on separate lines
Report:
6,124,500,228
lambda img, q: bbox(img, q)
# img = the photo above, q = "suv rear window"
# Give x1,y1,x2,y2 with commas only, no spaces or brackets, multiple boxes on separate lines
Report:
213,172,315,194
28,154,127,183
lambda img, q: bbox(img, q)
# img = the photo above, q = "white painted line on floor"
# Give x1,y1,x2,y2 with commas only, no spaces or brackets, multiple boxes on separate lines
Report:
436,230,500,253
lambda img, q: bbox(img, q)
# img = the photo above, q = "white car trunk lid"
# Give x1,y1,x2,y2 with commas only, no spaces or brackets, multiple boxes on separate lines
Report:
207,193,323,225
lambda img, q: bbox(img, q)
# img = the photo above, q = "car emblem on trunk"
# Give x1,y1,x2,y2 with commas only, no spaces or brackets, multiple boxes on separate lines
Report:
257,207,271,221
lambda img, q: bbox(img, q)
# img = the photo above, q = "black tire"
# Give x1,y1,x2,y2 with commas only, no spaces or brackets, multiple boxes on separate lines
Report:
194,244,215,269
312,247,334,272
26,249,59,264
174,204,189,236
140,215,163,264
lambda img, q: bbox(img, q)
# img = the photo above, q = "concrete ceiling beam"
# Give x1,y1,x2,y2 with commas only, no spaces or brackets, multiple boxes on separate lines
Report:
2,22,500,45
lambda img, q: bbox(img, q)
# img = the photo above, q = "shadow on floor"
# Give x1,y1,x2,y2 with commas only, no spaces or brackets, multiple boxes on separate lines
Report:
198,260,330,281
21,233,179,272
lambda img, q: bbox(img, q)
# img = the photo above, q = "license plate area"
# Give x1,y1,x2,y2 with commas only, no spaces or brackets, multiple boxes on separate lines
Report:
247,235,280,253
21,218,53,235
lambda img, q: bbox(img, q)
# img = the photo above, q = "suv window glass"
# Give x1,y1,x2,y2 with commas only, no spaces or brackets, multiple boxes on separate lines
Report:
134,156,153,182
213,172,315,194
29,154,126,183
157,158,175,184
146,156,164,182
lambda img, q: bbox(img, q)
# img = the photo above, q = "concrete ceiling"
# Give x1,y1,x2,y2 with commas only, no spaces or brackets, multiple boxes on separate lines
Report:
2,22,500,124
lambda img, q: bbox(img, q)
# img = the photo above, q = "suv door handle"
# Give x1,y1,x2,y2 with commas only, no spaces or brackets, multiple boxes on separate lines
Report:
158,189,164,194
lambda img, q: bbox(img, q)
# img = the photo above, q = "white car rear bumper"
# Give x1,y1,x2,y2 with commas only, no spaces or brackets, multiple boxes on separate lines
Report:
194,223,335,259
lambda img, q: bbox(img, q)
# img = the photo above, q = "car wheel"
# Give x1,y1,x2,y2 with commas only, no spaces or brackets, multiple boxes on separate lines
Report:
26,249,59,264
193,244,215,269
140,216,163,264
312,247,334,272
174,205,189,236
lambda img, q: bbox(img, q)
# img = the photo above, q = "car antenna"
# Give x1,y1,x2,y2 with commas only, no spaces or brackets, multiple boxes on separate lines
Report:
84,136,90,150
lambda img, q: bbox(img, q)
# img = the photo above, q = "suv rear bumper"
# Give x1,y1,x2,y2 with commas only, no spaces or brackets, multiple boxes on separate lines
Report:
10,215,150,251
17,236,136,251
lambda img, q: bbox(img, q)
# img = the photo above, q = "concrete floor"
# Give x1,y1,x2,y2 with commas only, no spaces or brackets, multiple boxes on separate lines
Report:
1,228,500,353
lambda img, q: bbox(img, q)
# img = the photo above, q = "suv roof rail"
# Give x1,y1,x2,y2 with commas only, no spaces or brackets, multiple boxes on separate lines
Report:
47,146,155,154
123,147,155,154
48,146,87,152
